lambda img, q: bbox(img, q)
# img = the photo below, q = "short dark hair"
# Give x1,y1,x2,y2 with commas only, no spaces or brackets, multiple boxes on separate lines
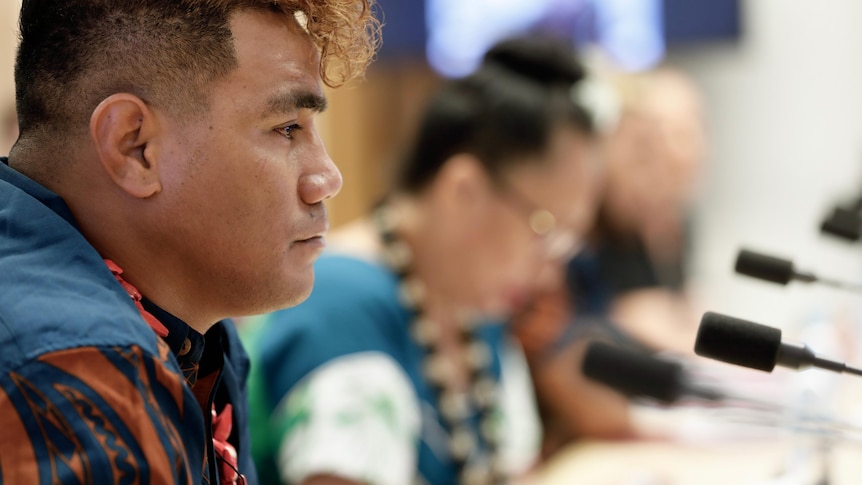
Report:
14,0,380,140
396,36,594,194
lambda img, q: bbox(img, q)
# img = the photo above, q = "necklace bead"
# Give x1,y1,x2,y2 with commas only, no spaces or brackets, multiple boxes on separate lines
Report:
410,317,440,347
461,462,493,485
374,202,502,484
398,276,426,307
423,354,457,385
472,375,499,409
467,341,493,368
449,425,477,461
439,390,472,422
382,238,413,271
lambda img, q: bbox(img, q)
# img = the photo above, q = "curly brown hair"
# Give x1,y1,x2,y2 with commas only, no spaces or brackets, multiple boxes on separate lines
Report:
287,0,382,87
14,0,381,139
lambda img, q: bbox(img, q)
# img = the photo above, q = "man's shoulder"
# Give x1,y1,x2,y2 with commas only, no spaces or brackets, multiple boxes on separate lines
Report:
0,179,166,374
0,299,171,378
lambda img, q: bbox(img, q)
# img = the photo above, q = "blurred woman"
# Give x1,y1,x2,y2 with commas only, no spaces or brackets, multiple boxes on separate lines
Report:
243,37,603,485
572,67,706,353
513,66,708,455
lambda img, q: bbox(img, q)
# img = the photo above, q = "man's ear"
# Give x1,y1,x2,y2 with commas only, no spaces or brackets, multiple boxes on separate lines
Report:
90,94,162,198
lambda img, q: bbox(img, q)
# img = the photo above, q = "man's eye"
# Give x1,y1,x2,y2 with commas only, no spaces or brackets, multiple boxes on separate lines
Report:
277,123,303,140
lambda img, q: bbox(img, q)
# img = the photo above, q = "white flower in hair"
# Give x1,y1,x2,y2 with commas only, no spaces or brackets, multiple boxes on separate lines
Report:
571,77,621,134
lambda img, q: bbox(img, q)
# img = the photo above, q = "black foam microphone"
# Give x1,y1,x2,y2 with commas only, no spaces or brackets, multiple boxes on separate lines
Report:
695,312,862,376
582,341,723,404
821,206,862,242
821,192,862,242
735,248,862,293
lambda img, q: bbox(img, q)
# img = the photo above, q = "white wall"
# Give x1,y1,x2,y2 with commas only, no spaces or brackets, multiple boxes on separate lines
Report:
669,0,862,331
0,0,20,109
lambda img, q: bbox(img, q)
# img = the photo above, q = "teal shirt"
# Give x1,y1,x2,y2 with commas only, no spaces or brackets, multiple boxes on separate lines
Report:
244,255,507,485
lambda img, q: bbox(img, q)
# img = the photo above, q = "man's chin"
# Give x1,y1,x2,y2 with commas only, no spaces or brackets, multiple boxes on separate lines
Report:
235,275,315,317
276,276,315,310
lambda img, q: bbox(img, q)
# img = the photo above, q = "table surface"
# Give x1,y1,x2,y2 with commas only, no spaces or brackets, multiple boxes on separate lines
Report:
526,366,862,485
527,424,862,485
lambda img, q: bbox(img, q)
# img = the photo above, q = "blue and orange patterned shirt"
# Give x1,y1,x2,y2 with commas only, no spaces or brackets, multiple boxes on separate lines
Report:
0,158,258,484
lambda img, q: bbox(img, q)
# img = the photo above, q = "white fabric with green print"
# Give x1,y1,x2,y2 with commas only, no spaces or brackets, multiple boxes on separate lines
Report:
275,352,422,485
274,339,541,484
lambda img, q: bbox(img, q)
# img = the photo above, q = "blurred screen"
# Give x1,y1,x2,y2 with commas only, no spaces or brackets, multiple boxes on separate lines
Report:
374,0,741,76
427,0,664,76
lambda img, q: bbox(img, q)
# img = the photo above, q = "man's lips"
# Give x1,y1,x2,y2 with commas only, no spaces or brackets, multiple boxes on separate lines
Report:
292,222,329,246
295,234,324,243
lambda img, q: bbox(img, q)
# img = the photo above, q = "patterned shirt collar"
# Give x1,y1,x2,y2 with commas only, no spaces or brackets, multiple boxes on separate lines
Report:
141,297,208,385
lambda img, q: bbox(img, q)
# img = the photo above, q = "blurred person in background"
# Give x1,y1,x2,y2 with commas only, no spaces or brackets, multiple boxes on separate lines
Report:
513,65,708,455
576,67,706,353
243,36,604,485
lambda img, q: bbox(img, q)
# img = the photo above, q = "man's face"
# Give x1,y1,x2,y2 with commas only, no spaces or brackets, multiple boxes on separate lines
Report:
153,9,340,317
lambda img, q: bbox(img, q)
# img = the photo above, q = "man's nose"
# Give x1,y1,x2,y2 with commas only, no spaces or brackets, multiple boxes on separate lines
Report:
298,139,342,205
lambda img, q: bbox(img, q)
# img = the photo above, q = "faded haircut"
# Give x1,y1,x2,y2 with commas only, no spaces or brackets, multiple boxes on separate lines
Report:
14,0,380,139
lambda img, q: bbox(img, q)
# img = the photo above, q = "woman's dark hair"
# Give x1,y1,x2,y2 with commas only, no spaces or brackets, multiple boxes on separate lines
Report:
396,36,594,194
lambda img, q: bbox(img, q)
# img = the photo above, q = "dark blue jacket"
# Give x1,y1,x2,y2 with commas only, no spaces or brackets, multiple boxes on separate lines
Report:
0,158,257,485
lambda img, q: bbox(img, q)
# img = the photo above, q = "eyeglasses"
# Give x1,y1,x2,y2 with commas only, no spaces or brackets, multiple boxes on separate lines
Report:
495,183,583,261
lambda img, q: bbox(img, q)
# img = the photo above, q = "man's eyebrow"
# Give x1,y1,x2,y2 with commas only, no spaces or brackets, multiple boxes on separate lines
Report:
263,90,328,117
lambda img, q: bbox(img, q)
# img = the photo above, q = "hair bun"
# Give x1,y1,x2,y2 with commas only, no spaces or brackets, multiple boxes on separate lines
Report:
481,36,586,87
